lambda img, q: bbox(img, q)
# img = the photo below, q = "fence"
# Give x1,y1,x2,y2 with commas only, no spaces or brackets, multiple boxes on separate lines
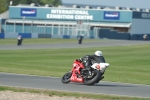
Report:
3,19,95,38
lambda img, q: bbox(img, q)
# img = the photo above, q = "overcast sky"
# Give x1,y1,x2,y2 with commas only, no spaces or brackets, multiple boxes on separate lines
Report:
62,0,150,9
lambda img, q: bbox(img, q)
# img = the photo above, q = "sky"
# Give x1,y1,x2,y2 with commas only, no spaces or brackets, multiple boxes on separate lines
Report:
62,0,150,9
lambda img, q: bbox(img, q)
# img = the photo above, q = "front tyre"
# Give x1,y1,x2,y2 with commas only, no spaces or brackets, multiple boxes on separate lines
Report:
84,70,101,85
61,72,72,84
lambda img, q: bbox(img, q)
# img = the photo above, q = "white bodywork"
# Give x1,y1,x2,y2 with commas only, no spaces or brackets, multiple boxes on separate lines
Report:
91,63,110,73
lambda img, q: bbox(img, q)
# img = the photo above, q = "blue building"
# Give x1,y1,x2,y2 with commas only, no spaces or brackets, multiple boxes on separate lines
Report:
0,3,149,40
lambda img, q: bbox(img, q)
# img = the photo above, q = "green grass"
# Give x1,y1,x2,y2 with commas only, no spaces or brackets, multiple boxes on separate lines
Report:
0,86,149,100
0,38,109,45
0,38,150,99
0,42,150,85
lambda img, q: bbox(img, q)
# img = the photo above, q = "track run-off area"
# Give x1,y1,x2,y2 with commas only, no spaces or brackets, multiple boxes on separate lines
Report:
0,39,150,98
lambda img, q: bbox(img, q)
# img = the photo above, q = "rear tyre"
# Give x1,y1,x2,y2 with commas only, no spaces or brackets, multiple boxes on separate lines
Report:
61,72,72,84
84,70,101,85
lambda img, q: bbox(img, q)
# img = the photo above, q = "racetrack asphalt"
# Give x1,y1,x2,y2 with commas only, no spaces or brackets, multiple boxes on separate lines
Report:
0,40,150,50
0,72,150,98
0,39,150,98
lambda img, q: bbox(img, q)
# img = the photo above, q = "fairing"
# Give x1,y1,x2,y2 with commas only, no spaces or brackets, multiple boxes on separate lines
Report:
70,60,84,83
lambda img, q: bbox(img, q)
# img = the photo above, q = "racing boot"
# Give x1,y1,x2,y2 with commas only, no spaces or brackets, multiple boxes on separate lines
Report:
100,76,104,80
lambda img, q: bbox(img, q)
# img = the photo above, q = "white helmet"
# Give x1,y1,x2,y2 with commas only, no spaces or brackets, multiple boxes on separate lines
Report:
94,51,103,56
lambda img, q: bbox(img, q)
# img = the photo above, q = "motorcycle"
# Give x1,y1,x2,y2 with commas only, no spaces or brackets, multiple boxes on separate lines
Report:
61,59,110,85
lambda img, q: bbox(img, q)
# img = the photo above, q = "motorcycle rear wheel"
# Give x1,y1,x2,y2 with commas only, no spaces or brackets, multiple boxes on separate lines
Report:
61,72,72,84
84,70,101,85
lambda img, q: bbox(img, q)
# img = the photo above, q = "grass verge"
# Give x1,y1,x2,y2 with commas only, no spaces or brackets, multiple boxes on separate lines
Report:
0,38,108,45
0,44,150,85
0,86,149,100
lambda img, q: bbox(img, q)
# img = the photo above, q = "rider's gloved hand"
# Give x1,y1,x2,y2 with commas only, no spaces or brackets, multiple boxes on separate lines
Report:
76,58,82,62
76,59,79,61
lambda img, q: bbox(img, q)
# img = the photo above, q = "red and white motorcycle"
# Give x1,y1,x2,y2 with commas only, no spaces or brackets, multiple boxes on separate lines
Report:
61,59,110,85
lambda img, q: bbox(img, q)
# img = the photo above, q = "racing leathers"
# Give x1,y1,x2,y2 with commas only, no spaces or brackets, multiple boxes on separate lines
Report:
78,54,105,69
78,54,106,81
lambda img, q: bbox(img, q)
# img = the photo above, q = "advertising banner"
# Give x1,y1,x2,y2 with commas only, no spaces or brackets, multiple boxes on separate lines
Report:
21,8,37,17
104,11,120,20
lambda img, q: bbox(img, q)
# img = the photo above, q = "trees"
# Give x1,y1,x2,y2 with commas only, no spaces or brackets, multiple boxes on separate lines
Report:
26,0,62,6
0,0,7,13
6,0,26,6
53,0,62,6
0,0,62,14
0,0,29,13
26,0,41,4
40,0,62,6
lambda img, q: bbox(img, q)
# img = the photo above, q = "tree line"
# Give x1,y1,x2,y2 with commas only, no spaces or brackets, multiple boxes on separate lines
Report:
0,0,62,14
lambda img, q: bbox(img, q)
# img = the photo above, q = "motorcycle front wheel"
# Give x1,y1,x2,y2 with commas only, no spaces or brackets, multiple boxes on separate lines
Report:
84,70,101,85
61,71,72,84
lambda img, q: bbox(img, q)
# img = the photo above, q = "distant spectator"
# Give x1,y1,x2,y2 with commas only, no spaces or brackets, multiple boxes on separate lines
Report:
143,34,147,41
17,35,23,46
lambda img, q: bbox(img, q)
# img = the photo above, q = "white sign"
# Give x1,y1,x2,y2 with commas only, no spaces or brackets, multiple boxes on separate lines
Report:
105,14,119,17
22,10,36,14
47,9,93,20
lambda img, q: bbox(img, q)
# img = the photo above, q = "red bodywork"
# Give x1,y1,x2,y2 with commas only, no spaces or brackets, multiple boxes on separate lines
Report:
70,60,85,83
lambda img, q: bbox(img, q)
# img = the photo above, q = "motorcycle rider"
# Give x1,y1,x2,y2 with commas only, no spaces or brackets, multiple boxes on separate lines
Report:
17,35,23,46
77,50,105,81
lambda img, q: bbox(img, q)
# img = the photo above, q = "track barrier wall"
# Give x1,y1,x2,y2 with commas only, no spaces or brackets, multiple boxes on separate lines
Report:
1,32,150,41
99,28,131,40
18,33,31,38
38,34,52,38
0,33,4,39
